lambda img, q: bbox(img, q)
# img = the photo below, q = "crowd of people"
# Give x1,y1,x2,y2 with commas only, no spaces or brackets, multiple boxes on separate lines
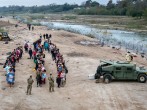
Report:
3,46,23,87
26,34,68,94
3,32,68,94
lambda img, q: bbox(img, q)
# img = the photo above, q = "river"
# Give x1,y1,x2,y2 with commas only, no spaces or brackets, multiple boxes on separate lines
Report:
15,16,147,55
40,21,147,55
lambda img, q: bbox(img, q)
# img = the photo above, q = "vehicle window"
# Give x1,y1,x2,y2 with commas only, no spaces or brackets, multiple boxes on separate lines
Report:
102,63,111,66
127,68,132,71
116,67,121,70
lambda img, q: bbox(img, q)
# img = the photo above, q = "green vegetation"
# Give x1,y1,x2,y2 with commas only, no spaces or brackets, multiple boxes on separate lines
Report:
61,16,77,20
0,3,78,14
144,9,147,20
29,15,45,20
75,0,147,19
87,34,95,38
0,0,147,20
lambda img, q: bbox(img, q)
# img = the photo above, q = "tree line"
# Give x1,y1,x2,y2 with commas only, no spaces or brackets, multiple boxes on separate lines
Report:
0,0,147,19
0,3,78,14
76,0,147,19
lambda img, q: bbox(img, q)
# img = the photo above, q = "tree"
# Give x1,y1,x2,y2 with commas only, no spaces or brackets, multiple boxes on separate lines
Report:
85,0,92,7
143,9,147,20
107,0,115,9
91,1,100,7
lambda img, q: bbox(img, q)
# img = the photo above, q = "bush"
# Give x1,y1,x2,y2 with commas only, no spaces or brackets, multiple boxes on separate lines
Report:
61,16,77,20
143,9,147,20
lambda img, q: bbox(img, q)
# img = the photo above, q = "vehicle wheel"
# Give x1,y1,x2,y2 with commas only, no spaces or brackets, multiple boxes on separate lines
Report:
103,74,112,83
95,74,100,79
137,74,147,83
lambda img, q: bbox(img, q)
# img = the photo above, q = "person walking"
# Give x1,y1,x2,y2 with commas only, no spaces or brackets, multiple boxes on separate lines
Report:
26,75,34,95
56,75,61,88
32,26,34,31
43,34,46,40
48,74,54,92
28,48,33,59
40,34,42,39
24,43,28,52
42,70,46,84
46,33,48,39
36,69,42,87
6,68,15,88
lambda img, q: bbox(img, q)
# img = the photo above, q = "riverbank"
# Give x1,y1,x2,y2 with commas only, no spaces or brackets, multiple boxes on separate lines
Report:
31,14,147,34
0,17,147,110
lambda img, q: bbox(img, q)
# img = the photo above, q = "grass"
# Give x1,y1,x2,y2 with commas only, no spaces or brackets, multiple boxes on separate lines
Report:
61,15,77,20
126,19,147,30
29,15,45,20
86,34,95,38
127,23,145,29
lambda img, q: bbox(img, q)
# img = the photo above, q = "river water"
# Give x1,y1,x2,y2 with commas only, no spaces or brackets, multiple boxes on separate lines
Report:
40,22,147,55
14,16,147,55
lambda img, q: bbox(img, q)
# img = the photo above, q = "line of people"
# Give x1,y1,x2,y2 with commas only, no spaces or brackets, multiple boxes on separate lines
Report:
3,46,23,87
26,38,49,95
49,41,68,88
26,33,68,94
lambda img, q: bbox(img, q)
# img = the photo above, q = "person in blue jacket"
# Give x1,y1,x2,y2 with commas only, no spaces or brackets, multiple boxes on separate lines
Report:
44,41,49,51
6,68,15,87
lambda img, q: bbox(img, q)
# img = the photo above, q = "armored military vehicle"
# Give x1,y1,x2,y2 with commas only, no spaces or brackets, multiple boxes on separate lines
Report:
95,60,147,83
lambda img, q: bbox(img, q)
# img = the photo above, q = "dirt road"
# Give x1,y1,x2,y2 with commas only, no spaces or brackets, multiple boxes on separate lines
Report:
0,18,147,110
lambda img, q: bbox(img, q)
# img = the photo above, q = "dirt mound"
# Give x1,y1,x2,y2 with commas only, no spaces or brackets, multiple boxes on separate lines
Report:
67,52,88,57
75,40,99,46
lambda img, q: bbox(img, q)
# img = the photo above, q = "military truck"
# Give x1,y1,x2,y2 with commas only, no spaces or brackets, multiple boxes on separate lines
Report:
95,60,147,83
0,32,11,41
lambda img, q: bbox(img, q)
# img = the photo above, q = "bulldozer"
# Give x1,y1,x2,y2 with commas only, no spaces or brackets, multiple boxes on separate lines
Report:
0,32,11,41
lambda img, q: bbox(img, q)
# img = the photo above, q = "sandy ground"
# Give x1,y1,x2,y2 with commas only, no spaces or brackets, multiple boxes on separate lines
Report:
0,18,147,110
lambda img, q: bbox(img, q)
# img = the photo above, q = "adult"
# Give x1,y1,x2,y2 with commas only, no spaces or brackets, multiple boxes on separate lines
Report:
56,75,61,88
43,34,46,39
42,70,46,84
46,33,49,39
126,52,133,63
6,68,15,87
32,26,34,31
27,75,34,95
28,24,31,31
48,74,54,92
36,69,42,87
28,48,33,59
24,43,28,52
44,41,49,51
40,34,42,39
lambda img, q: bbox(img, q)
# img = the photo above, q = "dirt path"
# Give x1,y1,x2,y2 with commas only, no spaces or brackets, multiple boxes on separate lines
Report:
0,18,147,110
